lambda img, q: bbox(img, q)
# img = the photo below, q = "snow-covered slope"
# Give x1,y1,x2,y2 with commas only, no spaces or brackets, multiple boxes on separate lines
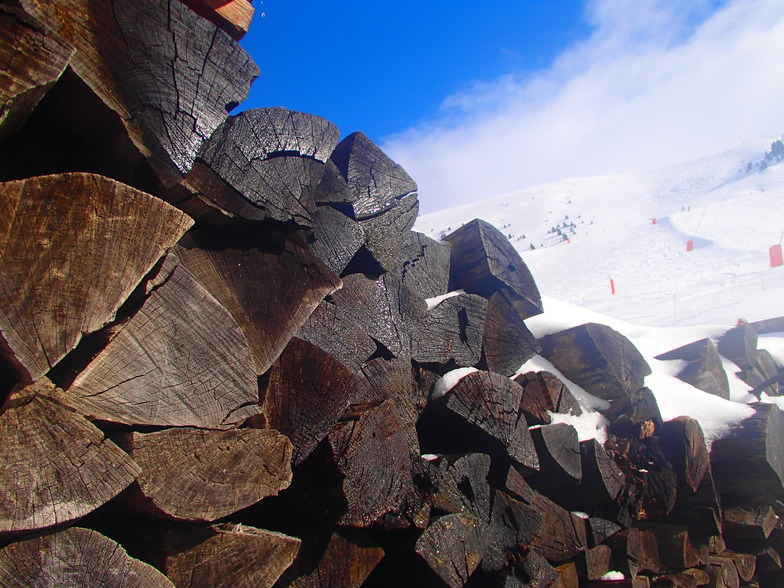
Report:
417,136,784,442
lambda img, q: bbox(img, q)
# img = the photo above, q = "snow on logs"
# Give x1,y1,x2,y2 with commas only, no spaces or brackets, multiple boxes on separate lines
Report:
3,2,784,585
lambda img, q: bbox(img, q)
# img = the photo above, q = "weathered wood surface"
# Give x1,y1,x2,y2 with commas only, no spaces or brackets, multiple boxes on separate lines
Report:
539,323,651,405
717,324,758,370
117,427,292,522
328,131,417,219
0,379,140,535
357,192,419,273
583,545,612,581
0,527,173,587
481,291,542,376
185,107,339,225
309,205,366,274
62,257,259,427
659,416,710,493
739,349,780,397
655,338,730,400
413,292,487,367
17,0,258,186
277,528,385,588
587,517,622,547
606,527,662,577
513,371,583,426
428,453,492,524
639,523,703,569
555,439,624,510
555,561,580,588
261,336,368,464
0,173,192,383
654,568,710,588
177,0,255,40
399,231,451,300
710,403,784,499
722,551,756,582
174,228,341,376
0,2,73,143
327,399,418,528
443,218,543,319
415,513,486,588
528,423,582,490
151,523,300,588
606,386,663,437
750,316,784,334
722,505,778,540
420,370,539,471
706,555,741,588
298,272,419,371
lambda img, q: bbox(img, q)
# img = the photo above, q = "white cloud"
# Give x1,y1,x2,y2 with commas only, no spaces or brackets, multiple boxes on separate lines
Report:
382,0,784,213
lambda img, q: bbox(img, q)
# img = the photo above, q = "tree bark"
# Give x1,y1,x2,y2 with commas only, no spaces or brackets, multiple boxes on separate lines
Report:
0,173,192,383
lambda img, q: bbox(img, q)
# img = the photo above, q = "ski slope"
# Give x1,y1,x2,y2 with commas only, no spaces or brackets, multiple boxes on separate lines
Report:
417,137,784,442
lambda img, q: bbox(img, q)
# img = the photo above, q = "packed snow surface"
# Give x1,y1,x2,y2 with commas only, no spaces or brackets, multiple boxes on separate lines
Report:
418,137,784,443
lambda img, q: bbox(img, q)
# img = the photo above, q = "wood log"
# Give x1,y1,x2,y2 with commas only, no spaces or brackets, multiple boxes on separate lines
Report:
185,107,339,225
655,339,730,400
659,417,710,493
443,218,543,319
419,370,539,472
606,527,662,577
413,292,487,368
705,556,740,588
638,523,703,569
481,291,542,376
356,192,419,273
538,323,651,405
309,205,366,274
722,505,777,540
528,423,582,490
750,315,784,334
61,256,259,427
720,552,755,582
739,349,780,397
0,173,193,383
488,472,588,565
0,380,139,535
0,527,173,587
552,439,624,511
298,272,419,372
174,227,341,376
717,324,758,370
117,427,292,522
147,523,300,588
276,527,385,588
0,2,73,143
16,0,258,187
482,489,541,572
606,387,663,438
398,231,451,300
328,131,417,220
522,549,560,587
260,336,368,464
326,399,418,528
513,370,583,426
428,453,492,523
654,568,710,588
555,562,580,588
710,403,784,500
588,517,623,547
583,545,613,581
177,0,255,40
415,513,486,588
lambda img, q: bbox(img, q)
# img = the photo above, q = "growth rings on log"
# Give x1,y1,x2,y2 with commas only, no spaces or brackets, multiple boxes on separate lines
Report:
0,173,193,384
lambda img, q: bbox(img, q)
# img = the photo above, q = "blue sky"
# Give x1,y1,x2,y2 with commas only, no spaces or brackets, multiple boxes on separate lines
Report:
241,1,591,142
241,1,784,213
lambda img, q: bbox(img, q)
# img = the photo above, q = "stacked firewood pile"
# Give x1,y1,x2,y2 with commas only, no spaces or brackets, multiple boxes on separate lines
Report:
1,1,783,586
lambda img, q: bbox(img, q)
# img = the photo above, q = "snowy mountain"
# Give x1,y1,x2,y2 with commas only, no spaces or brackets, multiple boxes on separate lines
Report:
416,136,784,442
